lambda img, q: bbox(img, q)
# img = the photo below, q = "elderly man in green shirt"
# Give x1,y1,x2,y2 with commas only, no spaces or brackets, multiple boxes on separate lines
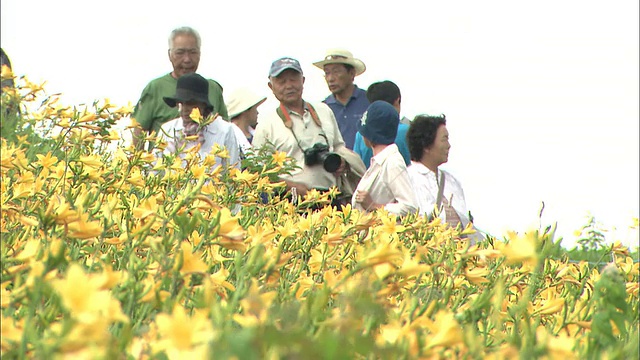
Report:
132,26,228,150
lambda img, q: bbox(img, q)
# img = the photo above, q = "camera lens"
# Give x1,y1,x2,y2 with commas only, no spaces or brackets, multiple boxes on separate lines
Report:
322,152,342,173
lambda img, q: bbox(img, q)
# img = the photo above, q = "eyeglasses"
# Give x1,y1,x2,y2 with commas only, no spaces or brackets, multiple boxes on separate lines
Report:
323,68,348,78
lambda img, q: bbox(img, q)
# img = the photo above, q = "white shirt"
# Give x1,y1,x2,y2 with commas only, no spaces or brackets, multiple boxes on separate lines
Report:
351,144,418,216
157,116,241,170
407,161,469,227
231,123,254,158
253,102,346,190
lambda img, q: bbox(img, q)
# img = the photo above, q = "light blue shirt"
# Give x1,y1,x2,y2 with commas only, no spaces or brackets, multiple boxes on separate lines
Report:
354,123,411,168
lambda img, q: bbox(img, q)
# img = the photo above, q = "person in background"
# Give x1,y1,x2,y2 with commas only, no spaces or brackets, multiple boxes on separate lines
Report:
253,57,365,204
353,80,411,168
225,88,266,157
132,26,228,150
352,101,417,216
1,48,20,136
1,48,15,91
157,73,240,170
406,114,480,240
313,49,369,150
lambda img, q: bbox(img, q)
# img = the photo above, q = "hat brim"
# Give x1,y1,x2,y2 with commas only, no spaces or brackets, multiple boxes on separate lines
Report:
313,58,366,76
269,65,303,78
163,93,213,110
228,96,267,119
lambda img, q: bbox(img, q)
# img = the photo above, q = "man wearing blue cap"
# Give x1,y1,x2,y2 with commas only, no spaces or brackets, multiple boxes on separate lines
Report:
351,101,418,216
253,57,365,203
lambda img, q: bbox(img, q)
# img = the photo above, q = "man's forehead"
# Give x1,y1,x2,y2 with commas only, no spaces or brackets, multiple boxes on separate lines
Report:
323,63,347,69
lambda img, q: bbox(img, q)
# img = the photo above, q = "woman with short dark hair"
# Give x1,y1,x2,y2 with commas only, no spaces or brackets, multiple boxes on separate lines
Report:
406,114,476,234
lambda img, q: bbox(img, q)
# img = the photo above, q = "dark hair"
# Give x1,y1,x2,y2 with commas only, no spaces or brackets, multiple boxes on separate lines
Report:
366,80,401,105
406,114,447,161
1,48,15,90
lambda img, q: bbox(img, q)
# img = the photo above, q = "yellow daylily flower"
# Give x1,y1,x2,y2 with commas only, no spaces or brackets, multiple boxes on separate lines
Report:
67,212,103,239
156,305,215,356
1,64,14,80
425,310,463,349
271,151,287,166
177,242,209,275
215,207,245,241
362,242,403,267
533,297,565,316
500,231,539,266
78,154,103,169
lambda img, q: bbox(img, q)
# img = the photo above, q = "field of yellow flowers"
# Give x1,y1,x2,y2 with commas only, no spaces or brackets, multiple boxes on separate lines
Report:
1,70,638,359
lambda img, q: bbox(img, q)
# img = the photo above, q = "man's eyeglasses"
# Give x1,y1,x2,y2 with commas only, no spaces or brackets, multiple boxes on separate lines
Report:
324,68,348,77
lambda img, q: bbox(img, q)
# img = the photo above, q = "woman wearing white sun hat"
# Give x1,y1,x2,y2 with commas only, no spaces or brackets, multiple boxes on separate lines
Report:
225,88,267,158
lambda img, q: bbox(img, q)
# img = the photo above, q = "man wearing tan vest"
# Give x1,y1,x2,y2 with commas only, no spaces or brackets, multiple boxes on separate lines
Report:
253,57,365,205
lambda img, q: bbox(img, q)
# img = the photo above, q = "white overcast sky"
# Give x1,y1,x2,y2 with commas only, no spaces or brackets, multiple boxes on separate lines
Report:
2,0,638,248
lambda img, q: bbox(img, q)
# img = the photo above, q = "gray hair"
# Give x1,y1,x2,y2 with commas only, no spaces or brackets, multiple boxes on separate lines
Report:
168,26,201,50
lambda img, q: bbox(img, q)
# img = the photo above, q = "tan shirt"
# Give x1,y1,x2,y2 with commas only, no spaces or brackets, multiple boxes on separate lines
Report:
253,102,346,190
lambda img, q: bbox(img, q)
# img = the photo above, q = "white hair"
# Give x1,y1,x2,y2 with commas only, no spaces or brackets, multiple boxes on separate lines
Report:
168,26,201,50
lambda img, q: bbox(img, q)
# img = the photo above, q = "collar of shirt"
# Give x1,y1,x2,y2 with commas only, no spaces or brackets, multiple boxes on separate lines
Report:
283,102,316,128
410,160,443,178
410,160,451,188
371,144,400,167
324,85,365,105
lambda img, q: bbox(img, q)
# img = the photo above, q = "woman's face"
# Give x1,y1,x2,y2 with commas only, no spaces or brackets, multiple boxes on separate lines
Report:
425,124,451,166
178,101,208,136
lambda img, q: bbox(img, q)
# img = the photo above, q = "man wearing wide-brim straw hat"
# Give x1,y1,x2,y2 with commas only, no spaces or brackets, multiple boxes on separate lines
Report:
225,88,267,157
313,48,370,151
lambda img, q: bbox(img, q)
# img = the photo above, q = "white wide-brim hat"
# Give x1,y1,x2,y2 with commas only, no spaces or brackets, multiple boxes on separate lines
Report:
313,48,366,76
225,88,267,119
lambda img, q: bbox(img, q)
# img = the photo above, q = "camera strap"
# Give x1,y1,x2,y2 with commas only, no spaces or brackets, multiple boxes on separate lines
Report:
277,101,321,129
276,101,329,154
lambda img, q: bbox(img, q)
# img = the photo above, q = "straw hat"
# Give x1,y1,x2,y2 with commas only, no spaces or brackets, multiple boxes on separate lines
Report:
313,48,366,76
225,88,267,119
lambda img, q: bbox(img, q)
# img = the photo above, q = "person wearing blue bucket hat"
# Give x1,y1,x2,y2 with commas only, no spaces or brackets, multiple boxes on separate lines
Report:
351,101,418,216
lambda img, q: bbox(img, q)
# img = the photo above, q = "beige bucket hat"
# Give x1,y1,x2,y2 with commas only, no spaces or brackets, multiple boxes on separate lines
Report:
313,48,366,76
225,88,267,119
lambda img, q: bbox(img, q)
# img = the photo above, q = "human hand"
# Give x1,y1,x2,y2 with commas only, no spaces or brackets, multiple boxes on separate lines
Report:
332,158,349,177
442,195,461,226
354,190,374,209
294,182,310,197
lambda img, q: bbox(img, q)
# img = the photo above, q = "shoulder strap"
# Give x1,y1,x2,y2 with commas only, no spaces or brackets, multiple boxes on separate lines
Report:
276,101,322,128
435,170,446,209
305,102,322,127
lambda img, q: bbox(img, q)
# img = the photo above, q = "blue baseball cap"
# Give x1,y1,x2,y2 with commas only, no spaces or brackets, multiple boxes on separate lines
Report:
268,57,303,78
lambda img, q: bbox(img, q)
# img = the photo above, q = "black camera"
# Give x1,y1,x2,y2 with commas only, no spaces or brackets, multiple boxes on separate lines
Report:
303,143,342,173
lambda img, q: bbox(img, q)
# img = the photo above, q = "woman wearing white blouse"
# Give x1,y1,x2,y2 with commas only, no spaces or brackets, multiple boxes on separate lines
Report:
406,114,474,232
351,101,418,216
